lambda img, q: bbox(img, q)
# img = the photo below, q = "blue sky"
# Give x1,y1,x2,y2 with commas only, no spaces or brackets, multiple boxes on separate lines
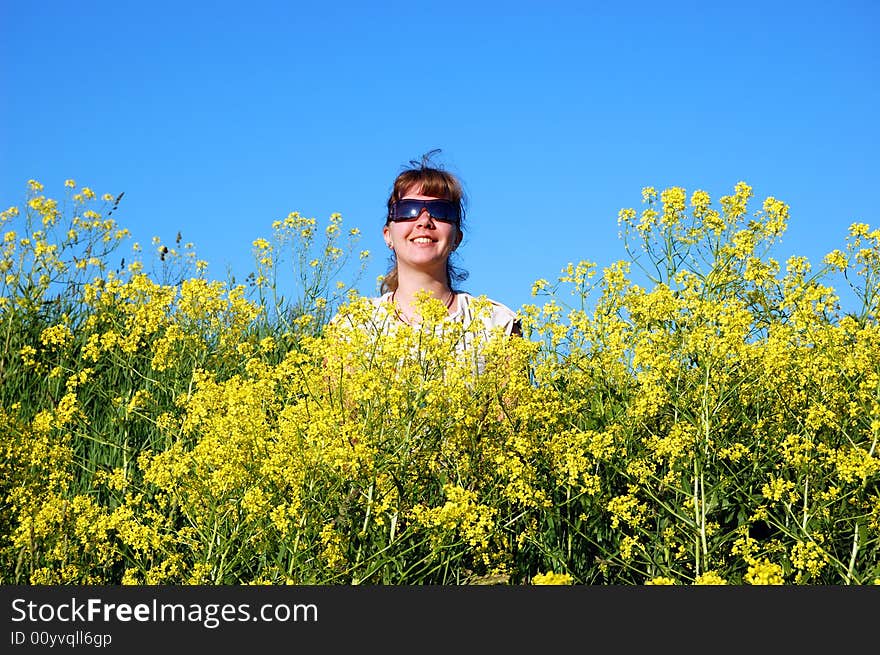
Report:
2,0,878,316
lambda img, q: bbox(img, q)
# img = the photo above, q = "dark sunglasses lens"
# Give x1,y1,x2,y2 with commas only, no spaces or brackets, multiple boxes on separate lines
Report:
392,200,459,223
391,200,422,221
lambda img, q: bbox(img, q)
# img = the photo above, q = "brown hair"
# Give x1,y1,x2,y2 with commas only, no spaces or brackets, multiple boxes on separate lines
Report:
381,150,469,294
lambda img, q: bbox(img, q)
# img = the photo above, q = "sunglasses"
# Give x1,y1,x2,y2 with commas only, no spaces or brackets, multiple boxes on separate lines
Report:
388,199,461,224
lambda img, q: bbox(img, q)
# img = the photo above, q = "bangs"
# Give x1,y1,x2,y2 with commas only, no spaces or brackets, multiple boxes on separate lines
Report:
393,169,463,203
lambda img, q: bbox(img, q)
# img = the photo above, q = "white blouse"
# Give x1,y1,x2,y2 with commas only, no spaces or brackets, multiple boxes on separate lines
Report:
368,291,520,339
329,291,520,369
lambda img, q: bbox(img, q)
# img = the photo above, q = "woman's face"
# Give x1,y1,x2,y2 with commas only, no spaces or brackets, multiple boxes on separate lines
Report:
384,184,461,279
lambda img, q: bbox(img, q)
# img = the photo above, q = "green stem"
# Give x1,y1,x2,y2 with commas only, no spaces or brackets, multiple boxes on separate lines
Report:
845,522,859,585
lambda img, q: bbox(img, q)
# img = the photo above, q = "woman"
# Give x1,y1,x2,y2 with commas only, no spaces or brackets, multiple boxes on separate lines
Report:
372,152,521,344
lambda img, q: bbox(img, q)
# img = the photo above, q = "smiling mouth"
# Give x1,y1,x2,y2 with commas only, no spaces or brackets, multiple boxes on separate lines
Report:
411,237,436,244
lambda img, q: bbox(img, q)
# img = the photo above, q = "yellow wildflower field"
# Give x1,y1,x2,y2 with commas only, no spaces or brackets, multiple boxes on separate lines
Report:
1,180,878,585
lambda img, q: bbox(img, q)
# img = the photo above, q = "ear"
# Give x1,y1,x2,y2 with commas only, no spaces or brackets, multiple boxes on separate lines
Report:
383,225,393,249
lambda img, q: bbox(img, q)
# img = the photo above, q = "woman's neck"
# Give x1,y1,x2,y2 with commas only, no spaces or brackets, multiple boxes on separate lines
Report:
391,274,456,322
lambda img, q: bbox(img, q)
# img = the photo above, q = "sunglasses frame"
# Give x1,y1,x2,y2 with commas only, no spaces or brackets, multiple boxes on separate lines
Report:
388,198,461,224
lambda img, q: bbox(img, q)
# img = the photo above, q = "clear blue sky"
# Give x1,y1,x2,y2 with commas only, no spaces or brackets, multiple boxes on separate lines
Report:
3,0,878,316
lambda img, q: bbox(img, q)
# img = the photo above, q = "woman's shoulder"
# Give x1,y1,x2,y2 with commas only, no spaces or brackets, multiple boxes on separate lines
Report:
328,292,392,328
341,292,392,311
458,291,516,314
457,292,520,333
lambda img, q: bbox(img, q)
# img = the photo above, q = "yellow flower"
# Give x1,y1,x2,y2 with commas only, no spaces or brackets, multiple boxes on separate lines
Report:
40,324,73,349
745,560,784,585
532,571,573,585
694,572,727,585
